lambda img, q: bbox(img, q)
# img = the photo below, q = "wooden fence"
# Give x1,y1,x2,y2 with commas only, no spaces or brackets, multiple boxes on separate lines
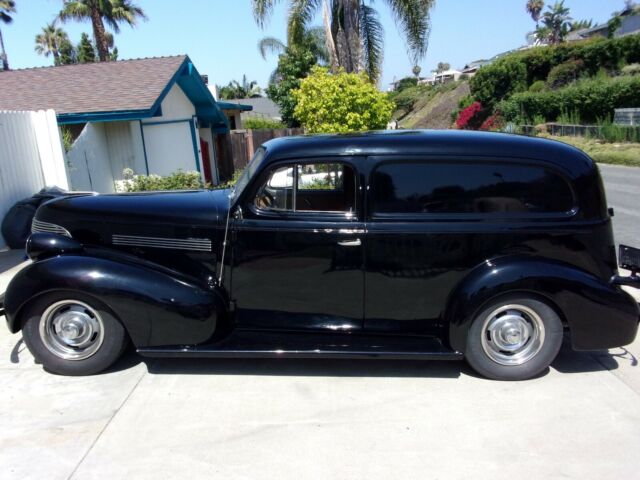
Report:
216,128,304,181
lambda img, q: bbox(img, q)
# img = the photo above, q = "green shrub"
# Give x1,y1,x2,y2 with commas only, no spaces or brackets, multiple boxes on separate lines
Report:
500,75,640,123
243,117,285,130
547,59,585,89
395,76,418,92
470,34,640,107
390,84,432,111
293,66,394,133
529,80,547,92
120,169,204,192
469,56,527,108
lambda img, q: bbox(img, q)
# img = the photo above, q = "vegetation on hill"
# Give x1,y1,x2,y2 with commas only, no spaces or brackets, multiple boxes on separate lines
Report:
391,81,470,129
458,34,640,127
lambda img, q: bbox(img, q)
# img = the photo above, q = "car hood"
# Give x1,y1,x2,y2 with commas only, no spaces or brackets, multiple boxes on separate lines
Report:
35,189,232,246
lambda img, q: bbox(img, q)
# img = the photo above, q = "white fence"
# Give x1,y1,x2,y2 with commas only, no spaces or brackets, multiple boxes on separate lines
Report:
0,109,68,249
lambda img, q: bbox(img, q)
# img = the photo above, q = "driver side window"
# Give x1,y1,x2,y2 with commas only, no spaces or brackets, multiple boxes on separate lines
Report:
254,162,356,214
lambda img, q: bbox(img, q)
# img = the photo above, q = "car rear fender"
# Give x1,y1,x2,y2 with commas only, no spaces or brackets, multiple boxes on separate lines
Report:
446,255,639,353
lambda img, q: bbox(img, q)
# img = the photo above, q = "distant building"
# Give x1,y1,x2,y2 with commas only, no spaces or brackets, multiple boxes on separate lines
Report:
461,60,491,78
419,69,463,85
225,97,282,123
570,6,640,40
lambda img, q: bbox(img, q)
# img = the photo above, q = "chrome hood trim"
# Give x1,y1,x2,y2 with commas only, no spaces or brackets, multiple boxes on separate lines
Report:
112,234,212,252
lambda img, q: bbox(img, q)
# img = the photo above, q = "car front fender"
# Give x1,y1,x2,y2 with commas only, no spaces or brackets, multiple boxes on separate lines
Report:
3,254,227,348
446,256,639,353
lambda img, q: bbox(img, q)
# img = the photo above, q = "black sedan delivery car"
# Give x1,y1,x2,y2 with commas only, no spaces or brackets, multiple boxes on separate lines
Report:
2,130,639,380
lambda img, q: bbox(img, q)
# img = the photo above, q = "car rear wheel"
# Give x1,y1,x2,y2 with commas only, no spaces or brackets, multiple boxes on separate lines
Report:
21,293,128,376
465,296,563,380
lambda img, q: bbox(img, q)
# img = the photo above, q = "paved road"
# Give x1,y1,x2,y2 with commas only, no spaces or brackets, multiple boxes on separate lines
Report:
600,164,640,248
0,165,639,480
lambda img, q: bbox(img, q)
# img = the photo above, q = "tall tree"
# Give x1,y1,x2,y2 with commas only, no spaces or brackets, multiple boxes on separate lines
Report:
77,32,96,63
252,0,436,82
526,0,545,28
58,37,77,64
35,22,70,66
412,64,421,78
570,19,593,31
58,0,146,61
0,0,16,71
538,0,572,44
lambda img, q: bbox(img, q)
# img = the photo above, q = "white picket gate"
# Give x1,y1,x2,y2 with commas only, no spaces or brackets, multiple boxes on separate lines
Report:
0,109,68,249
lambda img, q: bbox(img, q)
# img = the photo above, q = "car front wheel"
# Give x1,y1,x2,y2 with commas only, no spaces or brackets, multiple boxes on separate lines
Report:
465,296,563,381
21,293,128,376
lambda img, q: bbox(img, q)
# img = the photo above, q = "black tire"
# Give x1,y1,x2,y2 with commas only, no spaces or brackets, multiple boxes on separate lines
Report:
20,292,129,376
465,295,563,381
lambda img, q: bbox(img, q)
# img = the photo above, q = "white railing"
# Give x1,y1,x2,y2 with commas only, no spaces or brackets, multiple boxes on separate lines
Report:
0,109,68,249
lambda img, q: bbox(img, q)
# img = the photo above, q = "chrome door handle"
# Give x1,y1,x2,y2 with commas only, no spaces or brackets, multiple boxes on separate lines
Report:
337,238,361,247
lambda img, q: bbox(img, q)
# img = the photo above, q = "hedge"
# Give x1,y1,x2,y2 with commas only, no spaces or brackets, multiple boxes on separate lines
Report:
499,75,640,123
470,34,640,108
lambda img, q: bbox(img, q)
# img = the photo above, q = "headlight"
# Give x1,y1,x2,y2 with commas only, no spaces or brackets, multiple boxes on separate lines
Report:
31,218,72,237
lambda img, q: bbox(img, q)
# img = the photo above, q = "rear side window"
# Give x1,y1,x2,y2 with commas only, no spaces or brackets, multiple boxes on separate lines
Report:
372,162,574,215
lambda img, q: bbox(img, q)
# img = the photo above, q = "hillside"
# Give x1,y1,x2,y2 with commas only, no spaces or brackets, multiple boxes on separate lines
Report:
396,81,470,130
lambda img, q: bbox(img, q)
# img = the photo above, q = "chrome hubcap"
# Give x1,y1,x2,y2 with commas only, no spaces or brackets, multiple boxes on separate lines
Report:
481,304,545,366
39,300,104,360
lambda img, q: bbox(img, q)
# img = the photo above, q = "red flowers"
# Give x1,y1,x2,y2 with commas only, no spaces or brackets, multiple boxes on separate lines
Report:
455,102,484,130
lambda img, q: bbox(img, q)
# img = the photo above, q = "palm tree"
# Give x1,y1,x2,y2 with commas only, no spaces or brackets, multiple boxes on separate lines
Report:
218,75,262,100
0,0,16,71
540,0,572,44
35,22,71,66
252,0,436,82
570,19,593,31
526,0,545,28
58,0,146,62
412,65,421,78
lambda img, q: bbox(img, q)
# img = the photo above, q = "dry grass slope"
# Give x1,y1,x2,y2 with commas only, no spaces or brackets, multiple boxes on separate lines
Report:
399,82,470,130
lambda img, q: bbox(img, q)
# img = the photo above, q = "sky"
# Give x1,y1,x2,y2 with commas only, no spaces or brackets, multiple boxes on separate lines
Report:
0,0,627,90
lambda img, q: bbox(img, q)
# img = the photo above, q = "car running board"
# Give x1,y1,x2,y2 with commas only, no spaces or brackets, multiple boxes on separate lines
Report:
138,330,463,360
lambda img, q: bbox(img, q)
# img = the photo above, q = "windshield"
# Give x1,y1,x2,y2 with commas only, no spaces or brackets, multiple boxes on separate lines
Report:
232,147,266,199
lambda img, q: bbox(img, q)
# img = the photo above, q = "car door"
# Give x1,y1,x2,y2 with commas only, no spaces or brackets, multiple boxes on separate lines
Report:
231,158,365,332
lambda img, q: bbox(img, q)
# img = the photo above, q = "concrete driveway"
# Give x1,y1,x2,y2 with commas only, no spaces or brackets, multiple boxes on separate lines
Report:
1,166,640,480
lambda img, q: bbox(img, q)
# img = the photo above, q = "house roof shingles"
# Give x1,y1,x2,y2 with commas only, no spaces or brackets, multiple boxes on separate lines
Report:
0,55,187,115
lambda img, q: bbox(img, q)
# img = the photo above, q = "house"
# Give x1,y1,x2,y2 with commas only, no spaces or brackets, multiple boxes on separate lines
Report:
419,69,463,85
461,60,491,78
0,55,250,192
569,5,640,41
226,97,283,123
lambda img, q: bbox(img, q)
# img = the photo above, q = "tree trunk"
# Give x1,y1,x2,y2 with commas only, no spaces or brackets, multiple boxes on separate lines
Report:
0,27,9,71
331,0,362,74
53,45,60,66
90,6,109,61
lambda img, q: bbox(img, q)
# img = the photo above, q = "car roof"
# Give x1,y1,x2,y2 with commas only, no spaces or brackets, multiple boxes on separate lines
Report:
260,130,594,176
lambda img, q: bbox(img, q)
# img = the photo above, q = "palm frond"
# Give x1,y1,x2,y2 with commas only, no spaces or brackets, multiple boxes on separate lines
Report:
360,3,383,81
287,0,322,46
258,36,286,60
0,0,15,24
58,1,92,23
385,0,435,65
252,0,280,28
305,25,330,64
109,0,147,27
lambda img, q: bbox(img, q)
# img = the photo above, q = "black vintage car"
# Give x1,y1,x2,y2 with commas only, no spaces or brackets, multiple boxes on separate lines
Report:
2,130,639,380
